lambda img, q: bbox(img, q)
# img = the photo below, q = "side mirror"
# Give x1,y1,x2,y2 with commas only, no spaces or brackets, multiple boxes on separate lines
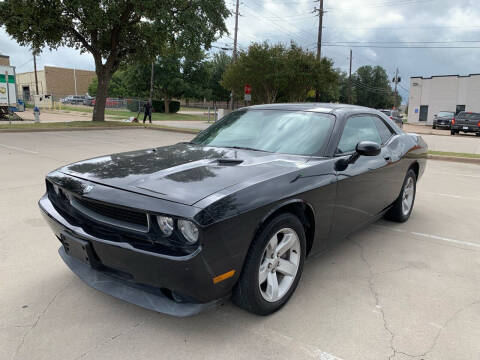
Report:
356,141,381,156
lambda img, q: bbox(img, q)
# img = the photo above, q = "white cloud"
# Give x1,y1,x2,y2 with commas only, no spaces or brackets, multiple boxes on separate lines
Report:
2,0,480,100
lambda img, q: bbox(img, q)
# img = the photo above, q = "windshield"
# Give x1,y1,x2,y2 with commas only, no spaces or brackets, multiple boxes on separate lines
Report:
437,112,454,117
192,110,335,156
380,110,392,116
458,112,480,120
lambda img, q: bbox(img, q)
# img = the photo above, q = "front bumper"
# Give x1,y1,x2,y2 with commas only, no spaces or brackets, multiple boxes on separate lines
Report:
452,125,480,133
434,122,451,128
39,195,229,316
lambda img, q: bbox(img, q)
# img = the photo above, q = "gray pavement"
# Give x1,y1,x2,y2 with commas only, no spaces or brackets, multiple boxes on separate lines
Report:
421,133,480,154
1,129,480,360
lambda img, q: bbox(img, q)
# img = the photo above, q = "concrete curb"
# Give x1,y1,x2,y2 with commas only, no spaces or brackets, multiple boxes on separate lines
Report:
146,126,200,135
0,126,144,133
0,125,201,135
427,154,480,165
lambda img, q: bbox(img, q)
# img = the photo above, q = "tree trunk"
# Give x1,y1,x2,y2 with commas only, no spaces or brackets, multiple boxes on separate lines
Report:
164,98,170,114
92,70,112,122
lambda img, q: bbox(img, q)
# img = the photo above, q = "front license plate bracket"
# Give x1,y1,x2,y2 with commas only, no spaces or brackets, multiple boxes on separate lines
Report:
61,233,98,268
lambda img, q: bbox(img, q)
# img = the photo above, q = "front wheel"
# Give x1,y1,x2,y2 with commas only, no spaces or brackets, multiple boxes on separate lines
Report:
451,130,455,135
432,125,436,129
232,213,306,315
385,169,417,223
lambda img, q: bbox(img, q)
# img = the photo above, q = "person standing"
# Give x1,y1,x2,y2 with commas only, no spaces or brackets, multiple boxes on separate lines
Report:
143,101,152,124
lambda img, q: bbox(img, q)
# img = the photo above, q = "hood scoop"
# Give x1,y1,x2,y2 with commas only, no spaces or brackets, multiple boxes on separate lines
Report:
215,158,244,166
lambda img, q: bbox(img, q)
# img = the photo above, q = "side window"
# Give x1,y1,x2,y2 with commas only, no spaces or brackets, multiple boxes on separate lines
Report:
336,115,383,154
374,117,395,144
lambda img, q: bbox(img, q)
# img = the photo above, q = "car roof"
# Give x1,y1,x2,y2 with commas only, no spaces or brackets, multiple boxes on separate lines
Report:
242,103,374,114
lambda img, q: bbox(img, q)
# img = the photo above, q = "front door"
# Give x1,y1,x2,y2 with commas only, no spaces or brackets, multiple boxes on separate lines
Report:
419,105,428,122
330,114,395,242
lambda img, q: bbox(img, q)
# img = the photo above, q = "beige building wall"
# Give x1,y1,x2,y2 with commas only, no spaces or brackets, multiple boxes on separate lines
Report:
0,55,10,66
16,70,47,100
16,66,96,100
408,74,480,125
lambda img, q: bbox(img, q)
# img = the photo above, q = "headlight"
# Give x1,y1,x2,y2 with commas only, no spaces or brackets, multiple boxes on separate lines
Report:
177,219,199,244
157,216,174,236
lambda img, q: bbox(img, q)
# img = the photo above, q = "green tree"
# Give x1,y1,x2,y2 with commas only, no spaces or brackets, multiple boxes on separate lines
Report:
314,58,340,103
352,65,396,108
88,70,128,98
205,52,232,105
222,42,287,104
0,0,228,121
117,49,212,112
221,42,339,105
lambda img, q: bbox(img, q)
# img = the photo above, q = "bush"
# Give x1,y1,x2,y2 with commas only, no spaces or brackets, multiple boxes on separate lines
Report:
127,99,180,113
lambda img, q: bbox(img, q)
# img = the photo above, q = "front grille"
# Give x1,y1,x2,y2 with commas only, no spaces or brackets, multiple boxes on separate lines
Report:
70,196,149,232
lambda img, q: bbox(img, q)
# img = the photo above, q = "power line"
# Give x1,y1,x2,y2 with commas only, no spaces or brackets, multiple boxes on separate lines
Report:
242,5,313,46
244,1,315,40
324,40,480,44
324,44,480,49
326,0,434,12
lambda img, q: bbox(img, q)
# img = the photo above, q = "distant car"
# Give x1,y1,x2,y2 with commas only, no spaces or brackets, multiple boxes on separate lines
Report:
83,96,95,106
432,111,455,129
451,111,480,136
61,95,86,105
379,109,403,128
39,103,427,316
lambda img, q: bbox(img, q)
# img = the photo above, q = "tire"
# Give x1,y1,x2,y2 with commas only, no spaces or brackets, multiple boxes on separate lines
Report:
232,213,306,315
476,133,480,137
432,125,436,129
385,169,417,223
451,130,455,135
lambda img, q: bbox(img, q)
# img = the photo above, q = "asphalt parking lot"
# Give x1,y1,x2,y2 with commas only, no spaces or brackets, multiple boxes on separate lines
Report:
1,129,480,360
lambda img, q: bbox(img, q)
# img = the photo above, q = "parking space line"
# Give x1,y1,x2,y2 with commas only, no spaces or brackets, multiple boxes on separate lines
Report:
429,172,480,178
0,143,38,154
410,232,480,249
421,191,480,201
373,225,480,249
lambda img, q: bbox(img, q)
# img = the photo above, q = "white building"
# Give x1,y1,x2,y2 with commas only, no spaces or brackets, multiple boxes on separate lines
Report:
407,74,480,125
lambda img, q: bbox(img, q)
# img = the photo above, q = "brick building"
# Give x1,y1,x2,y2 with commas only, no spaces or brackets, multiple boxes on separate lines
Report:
16,66,96,101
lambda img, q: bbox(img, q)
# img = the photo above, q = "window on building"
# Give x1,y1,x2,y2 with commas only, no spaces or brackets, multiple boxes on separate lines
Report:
456,105,466,115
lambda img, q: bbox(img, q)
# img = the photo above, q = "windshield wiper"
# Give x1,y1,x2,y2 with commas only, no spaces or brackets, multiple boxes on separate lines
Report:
222,146,270,152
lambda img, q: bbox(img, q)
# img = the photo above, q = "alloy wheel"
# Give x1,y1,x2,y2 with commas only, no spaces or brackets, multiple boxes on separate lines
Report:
402,176,415,216
258,228,301,302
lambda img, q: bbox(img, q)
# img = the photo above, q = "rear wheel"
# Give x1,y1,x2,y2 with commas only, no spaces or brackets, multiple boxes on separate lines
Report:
451,129,455,135
385,169,417,223
432,124,436,129
232,213,306,315
476,133,480,137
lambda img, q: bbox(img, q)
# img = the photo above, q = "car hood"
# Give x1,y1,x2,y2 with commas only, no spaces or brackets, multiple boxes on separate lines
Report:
59,143,309,206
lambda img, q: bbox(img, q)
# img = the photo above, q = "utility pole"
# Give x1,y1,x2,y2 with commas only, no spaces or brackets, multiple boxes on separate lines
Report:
230,0,240,110
73,68,77,96
314,0,324,102
315,0,324,61
149,61,154,104
393,68,399,109
33,51,39,96
348,49,352,104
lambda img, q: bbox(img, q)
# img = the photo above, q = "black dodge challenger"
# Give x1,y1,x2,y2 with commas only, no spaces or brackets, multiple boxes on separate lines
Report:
39,103,427,316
